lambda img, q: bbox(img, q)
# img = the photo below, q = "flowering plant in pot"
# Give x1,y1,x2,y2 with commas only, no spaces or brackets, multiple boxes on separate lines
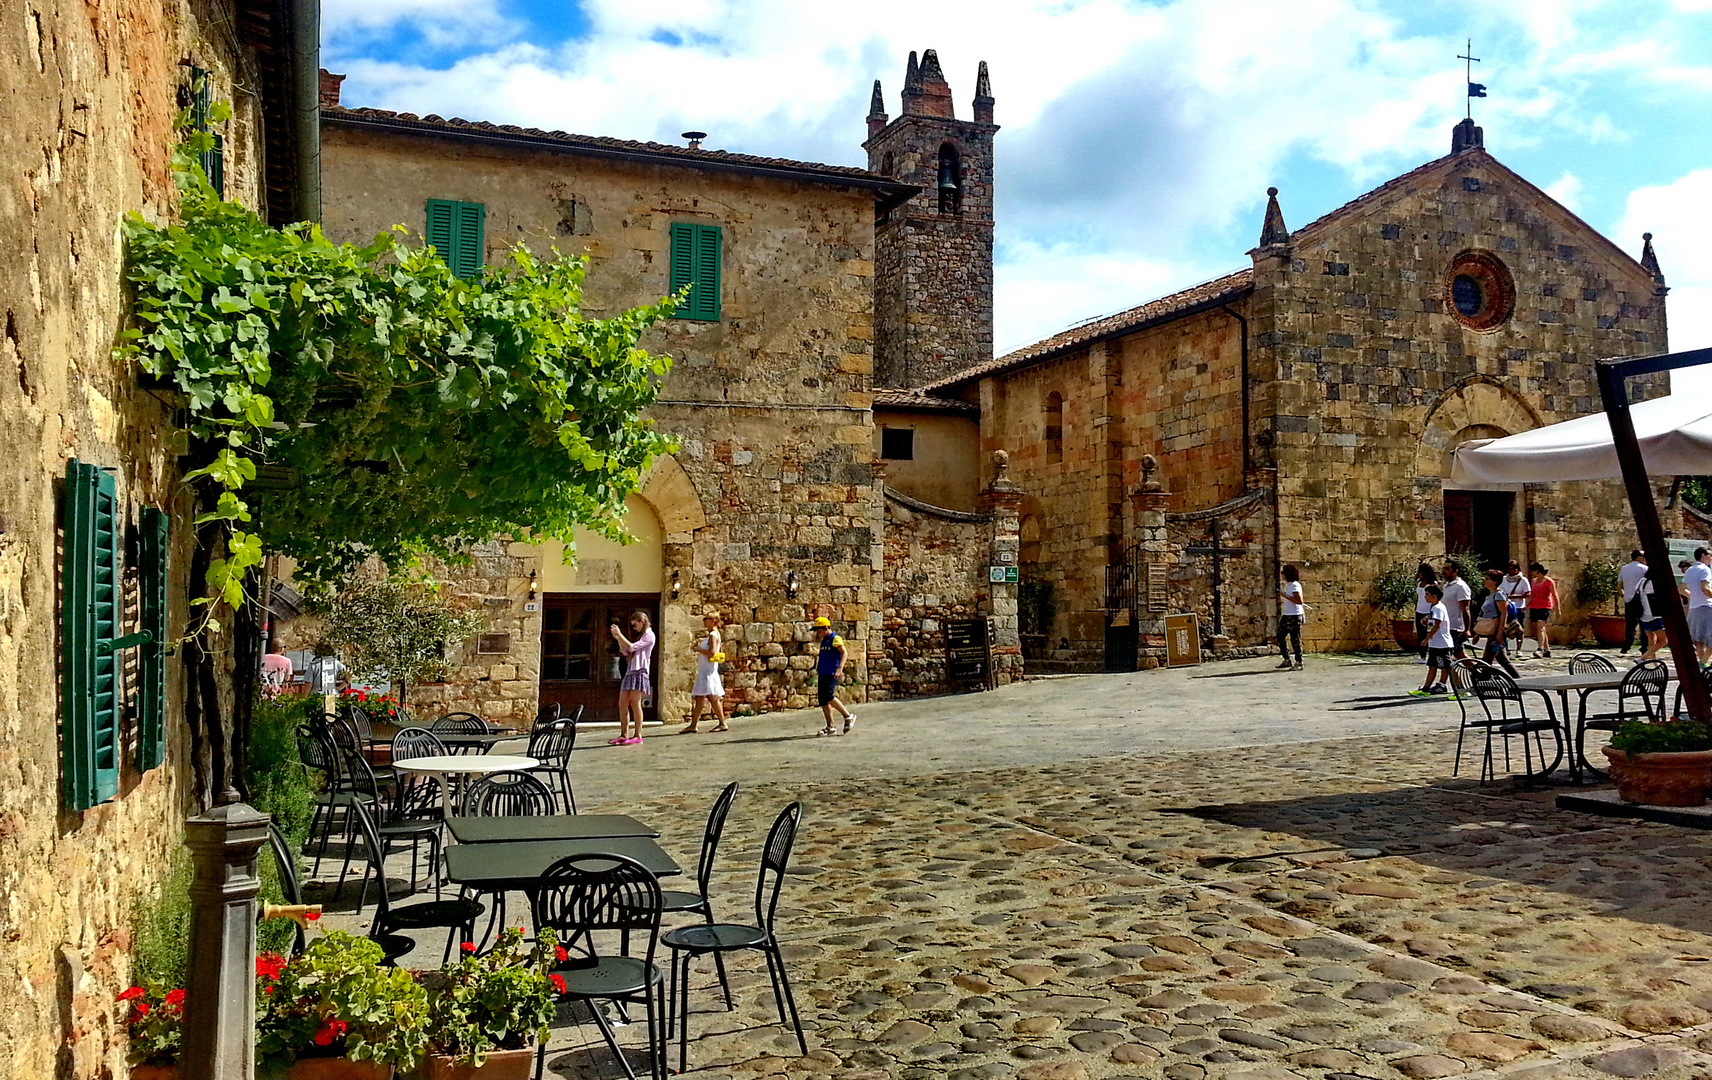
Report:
257,932,428,1078
1605,720,1712,807
118,981,186,1077
419,928,564,1079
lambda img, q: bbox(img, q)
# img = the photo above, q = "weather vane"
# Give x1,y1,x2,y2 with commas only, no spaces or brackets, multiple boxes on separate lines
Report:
1459,38,1486,119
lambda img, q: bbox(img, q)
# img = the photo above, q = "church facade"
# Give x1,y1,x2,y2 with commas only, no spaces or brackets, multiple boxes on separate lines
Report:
922,119,1669,662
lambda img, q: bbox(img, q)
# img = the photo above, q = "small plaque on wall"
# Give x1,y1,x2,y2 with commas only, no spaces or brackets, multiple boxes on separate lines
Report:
477,633,512,655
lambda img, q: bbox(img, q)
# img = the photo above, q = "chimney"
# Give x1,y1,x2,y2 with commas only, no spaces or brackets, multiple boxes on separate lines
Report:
318,69,345,109
867,80,888,139
681,130,707,150
972,61,994,125
1451,117,1483,154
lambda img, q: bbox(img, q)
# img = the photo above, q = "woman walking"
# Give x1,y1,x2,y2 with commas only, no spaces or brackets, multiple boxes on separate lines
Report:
682,611,728,734
608,610,656,746
1476,569,1520,677
1414,563,1437,663
1636,574,1666,661
1276,564,1305,670
1526,562,1557,659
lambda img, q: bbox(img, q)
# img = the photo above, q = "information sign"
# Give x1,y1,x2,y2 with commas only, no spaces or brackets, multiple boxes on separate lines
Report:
945,618,994,689
1164,612,1201,668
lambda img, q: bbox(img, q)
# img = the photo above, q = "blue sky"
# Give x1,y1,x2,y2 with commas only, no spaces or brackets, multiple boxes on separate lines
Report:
324,0,1712,359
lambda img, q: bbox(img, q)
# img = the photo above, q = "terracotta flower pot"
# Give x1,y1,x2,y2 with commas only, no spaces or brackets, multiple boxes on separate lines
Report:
1603,746,1712,807
131,1066,179,1080
420,1048,536,1080
1391,618,1420,652
1588,613,1628,648
286,1059,393,1080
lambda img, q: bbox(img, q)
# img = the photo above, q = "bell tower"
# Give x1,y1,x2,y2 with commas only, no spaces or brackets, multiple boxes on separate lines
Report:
864,50,997,389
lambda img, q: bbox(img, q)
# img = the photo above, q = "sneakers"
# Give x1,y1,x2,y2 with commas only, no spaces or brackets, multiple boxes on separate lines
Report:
1408,688,1433,697
1426,684,1449,695
1276,660,1294,669
1293,661,1304,670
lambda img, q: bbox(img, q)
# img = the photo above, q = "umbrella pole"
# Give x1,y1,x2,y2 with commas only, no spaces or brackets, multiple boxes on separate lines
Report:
1596,356,1710,724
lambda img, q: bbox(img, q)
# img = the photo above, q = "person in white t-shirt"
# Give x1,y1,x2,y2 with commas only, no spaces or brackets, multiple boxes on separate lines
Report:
1686,547,1712,664
1414,563,1437,665
1275,564,1305,671
1438,563,1473,658
1413,585,1454,695
1618,550,1650,654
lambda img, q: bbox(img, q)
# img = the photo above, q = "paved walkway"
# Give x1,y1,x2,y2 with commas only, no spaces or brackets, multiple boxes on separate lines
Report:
315,650,1712,1080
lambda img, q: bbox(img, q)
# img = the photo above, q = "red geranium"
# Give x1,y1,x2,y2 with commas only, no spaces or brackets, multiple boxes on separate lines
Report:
554,945,568,962
118,986,146,1002
164,989,186,1012
548,973,566,994
460,941,476,953
313,1018,349,1046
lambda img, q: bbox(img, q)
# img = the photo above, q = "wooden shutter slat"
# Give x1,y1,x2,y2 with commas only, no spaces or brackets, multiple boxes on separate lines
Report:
138,507,168,771
425,199,456,268
453,202,485,279
669,223,721,321
62,460,120,809
695,225,721,320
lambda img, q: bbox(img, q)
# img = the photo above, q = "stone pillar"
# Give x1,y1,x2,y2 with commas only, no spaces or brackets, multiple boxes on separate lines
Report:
179,802,270,1080
1131,455,1172,669
978,450,1025,685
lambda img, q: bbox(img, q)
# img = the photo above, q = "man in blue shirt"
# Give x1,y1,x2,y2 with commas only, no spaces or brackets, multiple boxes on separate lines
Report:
813,616,857,735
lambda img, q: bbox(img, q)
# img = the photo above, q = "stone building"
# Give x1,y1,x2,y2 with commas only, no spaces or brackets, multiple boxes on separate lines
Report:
314,57,1022,724
0,0,317,1074
924,119,1669,663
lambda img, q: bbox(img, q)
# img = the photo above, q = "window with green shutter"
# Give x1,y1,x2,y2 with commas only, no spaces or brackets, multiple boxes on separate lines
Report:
668,223,722,321
425,198,486,279
62,460,121,810
189,67,224,198
136,507,169,772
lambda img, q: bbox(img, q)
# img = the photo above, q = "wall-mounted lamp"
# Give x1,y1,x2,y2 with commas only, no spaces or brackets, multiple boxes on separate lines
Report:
527,570,539,601
785,570,799,600
671,569,681,600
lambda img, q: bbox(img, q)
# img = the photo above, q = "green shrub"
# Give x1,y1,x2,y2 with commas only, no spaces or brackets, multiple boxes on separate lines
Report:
1372,561,1421,617
1610,720,1712,755
424,927,560,1065
1579,556,1622,611
131,840,298,989
248,693,317,847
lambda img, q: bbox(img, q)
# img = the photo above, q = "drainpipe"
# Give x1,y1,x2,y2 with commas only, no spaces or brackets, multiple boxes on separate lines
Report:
289,0,321,222
1219,305,1250,477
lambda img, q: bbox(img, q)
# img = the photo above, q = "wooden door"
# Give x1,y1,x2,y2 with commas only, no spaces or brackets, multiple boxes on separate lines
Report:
1444,490,1513,571
539,594,660,725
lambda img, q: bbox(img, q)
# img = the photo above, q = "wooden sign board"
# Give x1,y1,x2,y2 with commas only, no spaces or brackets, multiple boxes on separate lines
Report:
945,618,994,689
1164,612,1201,668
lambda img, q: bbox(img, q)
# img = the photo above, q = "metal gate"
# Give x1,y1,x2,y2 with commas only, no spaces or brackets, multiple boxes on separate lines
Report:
1104,545,1139,672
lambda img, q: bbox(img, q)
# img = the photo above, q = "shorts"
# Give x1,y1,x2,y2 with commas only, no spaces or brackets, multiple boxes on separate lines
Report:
817,673,839,706
1529,609,1552,623
1427,647,1453,671
1451,629,1468,653
619,670,651,693
1691,607,1712,646
1641,617,1665,633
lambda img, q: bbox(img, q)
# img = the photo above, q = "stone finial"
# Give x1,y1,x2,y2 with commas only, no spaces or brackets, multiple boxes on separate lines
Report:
973,61,994,125
1641,231,1666,287
1451,117,1484,154
867,80,889,139
1139,453,1165,494
903,48,955,118
992,448,1009,479
1258,187,1290,248
903,50,921,93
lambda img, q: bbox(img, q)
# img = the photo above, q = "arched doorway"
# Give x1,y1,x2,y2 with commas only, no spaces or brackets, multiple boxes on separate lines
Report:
533,495,664,724
1416,379,1541,573
1441,424,1515,570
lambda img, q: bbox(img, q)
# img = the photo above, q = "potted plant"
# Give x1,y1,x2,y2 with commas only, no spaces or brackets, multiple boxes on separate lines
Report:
118,982,186,1079
257,932,428,1079
1579,556,1626,647
420,928,563,1079
1604,720,1712,806
1372,560,1422,651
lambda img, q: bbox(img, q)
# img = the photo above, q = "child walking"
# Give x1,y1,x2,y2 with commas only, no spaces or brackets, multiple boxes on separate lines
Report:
1412,585,1454,696
812,616,857,735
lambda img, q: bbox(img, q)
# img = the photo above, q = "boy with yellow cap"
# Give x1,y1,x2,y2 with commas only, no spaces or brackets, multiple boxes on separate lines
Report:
813,616,856,735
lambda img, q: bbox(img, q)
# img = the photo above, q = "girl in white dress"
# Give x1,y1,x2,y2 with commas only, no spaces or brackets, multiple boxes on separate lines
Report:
683,611,728,733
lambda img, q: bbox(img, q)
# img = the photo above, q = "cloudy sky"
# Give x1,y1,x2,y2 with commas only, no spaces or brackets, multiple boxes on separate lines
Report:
324,0,1712,361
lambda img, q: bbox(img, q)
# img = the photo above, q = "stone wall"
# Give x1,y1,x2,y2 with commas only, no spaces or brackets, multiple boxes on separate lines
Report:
1252,148,1670,649
0,2,268,1074
875,495,991,696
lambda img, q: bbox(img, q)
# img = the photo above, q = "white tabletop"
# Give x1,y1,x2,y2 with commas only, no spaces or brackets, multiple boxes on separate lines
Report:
393,754,538,774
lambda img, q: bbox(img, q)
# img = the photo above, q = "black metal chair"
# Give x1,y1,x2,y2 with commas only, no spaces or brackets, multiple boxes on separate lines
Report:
1569,652,1618,674
663,803,807,1073
1674,665,1712,721
392,726,448,761
266,822,308,957
431,712,489,755
347,797,483,966
533,701,565,735
535,854,667,1080
1576,659,1671,774
299,723,363,879
465,771,558,817
1451,659,1563,784
654,783,739,1009
527,716,580,814
339,744,445,897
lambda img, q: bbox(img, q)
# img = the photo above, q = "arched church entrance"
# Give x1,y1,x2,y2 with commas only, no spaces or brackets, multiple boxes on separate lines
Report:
1442,424,1515,571
1416,379,1541,573
534,494,665,725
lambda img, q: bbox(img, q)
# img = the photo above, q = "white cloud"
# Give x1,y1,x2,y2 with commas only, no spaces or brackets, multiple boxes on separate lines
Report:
1544,171,1585,211
322,0,516,48
1616,168,1712,360
993,242,1187,356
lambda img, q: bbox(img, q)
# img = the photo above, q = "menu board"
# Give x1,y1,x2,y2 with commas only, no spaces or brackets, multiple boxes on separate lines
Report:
1164,612,1201,668
945,618,994,689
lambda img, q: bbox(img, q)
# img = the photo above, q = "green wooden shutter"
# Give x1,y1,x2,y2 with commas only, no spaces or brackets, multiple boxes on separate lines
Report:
137,507,169,772
62,460,121,809
669,223,722,321
425,199,485,279
189,67,224,197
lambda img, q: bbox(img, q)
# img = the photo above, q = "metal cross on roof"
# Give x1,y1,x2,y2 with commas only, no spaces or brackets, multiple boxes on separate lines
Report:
1458,39,1486,119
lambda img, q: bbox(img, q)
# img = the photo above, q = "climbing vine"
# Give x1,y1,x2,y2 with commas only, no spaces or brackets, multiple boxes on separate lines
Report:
119,112,677,615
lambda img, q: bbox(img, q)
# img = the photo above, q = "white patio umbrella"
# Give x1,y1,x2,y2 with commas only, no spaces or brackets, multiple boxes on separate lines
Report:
1449,392,1712,485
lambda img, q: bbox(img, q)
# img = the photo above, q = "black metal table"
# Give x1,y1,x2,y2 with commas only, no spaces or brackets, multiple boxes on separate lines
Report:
447,815,660,843
1511,671,1665,781
437,731,524,752
445,837,682,892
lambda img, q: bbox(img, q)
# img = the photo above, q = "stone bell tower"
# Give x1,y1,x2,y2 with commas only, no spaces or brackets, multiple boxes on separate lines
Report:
864,49,997,389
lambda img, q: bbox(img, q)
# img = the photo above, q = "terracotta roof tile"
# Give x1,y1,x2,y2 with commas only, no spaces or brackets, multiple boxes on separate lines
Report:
924,268,1254,390
871,389,979,414
322,105,912,191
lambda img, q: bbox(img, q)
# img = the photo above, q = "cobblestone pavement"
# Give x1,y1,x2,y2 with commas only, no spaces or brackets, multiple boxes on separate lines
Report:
315,652,1712,1079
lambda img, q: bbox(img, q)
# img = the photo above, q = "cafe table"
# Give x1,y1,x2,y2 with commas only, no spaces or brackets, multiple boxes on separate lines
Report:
447,814,659,843
1510,670,1662,781
445,836,682,894
435,731,524,754
392,754,538,816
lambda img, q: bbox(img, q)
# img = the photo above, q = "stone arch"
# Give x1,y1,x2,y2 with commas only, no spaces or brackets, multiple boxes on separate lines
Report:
637,453,707,541
1414,376,1544,479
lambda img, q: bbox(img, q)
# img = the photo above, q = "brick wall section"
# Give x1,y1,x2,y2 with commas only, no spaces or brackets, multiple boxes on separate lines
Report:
1254,149,1669,649
875,499,990,696
0,1,268,1074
